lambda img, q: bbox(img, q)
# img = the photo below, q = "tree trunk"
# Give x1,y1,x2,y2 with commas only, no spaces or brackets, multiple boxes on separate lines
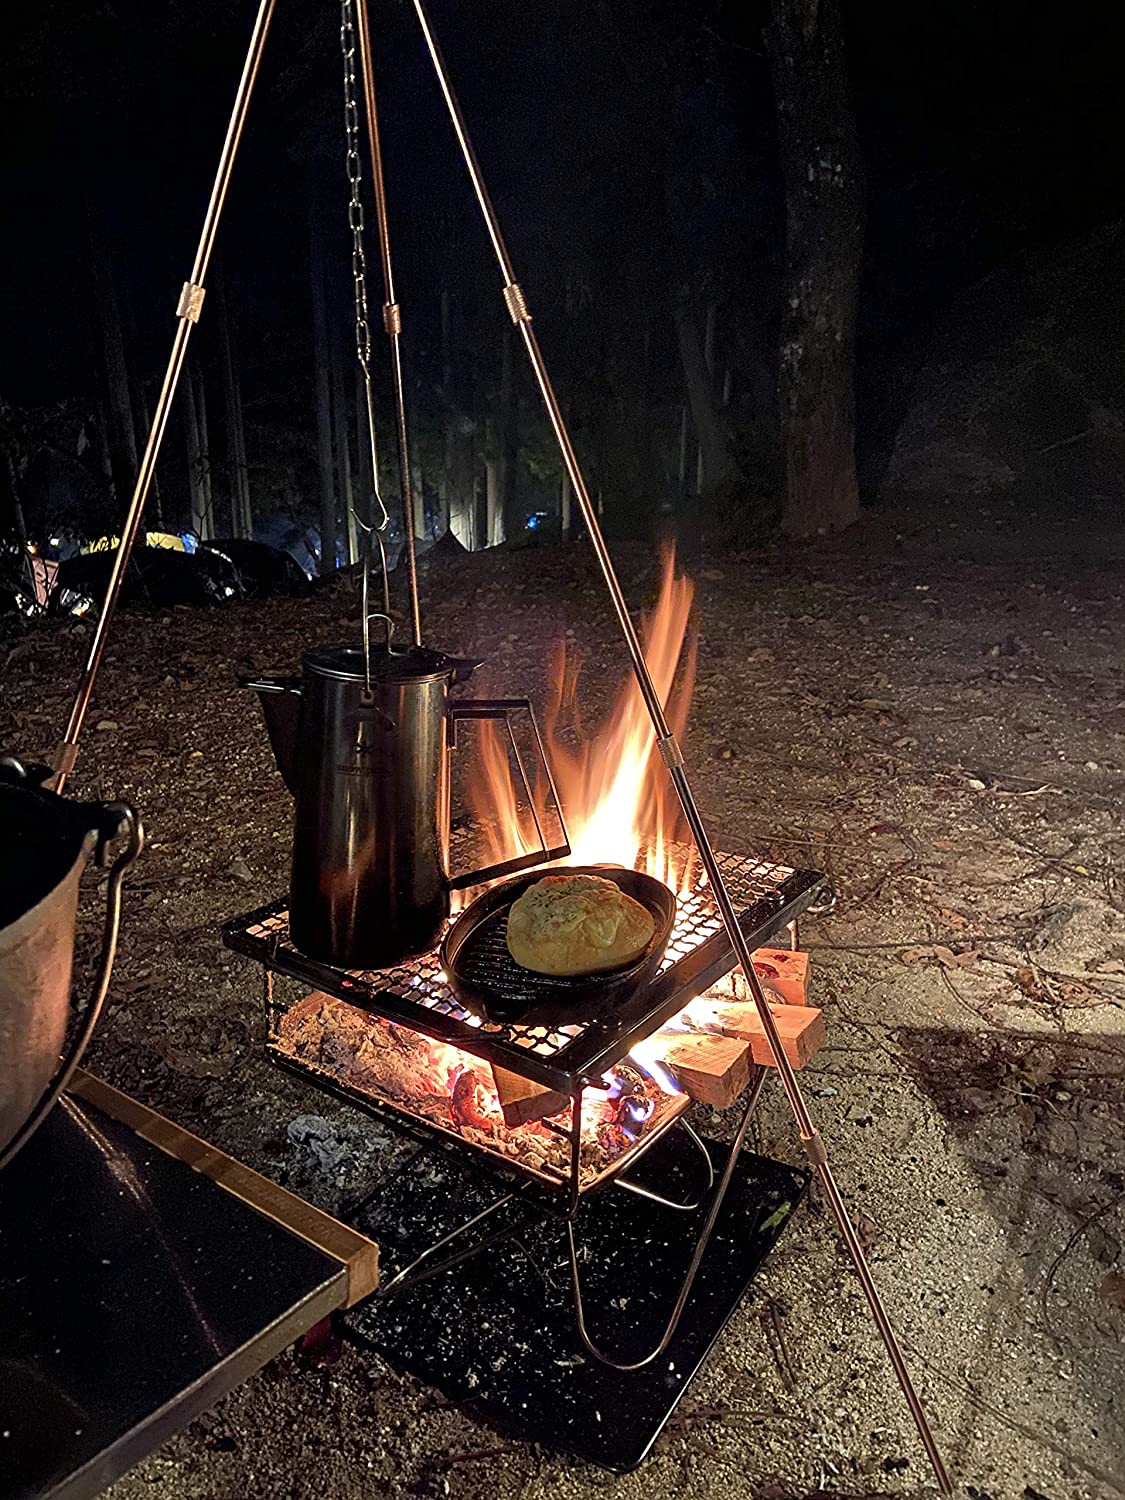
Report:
214,266,252,540
674,306,738,499
185,358,213,542
88,221,139,515
330,321,357,564
497,319,519,540
1,451,28,546
560,469,572,537
130,375,164,528
484,455,502,548
309,203,337,575
767,0,864,537
354,363,377,531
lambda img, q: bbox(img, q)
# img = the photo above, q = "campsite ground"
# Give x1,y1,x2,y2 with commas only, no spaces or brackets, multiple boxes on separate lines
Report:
3,494,1124,1500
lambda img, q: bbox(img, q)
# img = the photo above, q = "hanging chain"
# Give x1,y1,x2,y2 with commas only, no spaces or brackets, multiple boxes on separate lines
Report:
341,0,389,536
341,0,392,654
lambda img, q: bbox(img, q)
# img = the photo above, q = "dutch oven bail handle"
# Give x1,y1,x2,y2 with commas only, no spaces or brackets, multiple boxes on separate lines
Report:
0,766,144,1172
446,699,570,890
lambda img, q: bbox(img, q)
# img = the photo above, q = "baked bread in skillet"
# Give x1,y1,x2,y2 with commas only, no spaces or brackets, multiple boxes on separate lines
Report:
505,872,656,977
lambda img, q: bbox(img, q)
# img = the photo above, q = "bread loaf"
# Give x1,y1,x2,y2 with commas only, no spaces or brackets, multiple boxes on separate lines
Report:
506,872,656,977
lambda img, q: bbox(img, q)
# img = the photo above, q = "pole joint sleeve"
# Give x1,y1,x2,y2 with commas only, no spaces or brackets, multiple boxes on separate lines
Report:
176,282,206,322
503,282,532,324
656,733,684,770
800,1130,828,1168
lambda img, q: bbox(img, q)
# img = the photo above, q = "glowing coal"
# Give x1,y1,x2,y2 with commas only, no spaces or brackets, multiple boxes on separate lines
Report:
276,991,686,1190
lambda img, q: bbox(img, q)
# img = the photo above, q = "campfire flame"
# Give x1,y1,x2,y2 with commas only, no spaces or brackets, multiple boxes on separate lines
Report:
468,549,700,896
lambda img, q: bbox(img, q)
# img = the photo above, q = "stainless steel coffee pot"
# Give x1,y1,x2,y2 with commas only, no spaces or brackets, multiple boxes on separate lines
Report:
246,630,567,969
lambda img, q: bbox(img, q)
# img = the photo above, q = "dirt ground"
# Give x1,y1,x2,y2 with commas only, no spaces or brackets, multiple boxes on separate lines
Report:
3,495,1124,1500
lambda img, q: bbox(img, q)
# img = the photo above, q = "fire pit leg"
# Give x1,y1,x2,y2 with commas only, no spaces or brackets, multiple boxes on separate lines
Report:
564,1087,584,1220
613,1116,716,1213
566,1069,767,1372
374,1191,529,1303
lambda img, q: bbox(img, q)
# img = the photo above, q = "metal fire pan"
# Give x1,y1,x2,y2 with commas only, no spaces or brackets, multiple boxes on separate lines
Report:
441,867,676,1026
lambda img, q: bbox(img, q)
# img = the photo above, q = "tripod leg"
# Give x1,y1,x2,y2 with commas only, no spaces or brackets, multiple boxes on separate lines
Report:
52,0,279,791
407,3,951,1490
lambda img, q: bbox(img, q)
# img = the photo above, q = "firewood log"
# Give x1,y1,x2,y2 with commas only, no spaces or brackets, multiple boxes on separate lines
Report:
686,997,825,1070
490,1065,570,1127
655,1032,752,1108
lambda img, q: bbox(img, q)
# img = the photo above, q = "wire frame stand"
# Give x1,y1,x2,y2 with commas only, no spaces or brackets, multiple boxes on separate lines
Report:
50,1,951,1489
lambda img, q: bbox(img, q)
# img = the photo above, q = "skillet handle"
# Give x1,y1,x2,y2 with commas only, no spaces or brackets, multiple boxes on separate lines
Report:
446,698,570,891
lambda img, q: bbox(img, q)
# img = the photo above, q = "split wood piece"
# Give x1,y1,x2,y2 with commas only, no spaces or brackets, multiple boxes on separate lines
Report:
655,1031,751,1109
686,998,825,1071
750,946,810,1005
490,1065,570,1128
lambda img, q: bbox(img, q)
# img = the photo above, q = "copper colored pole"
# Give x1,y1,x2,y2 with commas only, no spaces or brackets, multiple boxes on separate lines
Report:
354,0,422,645
408,1,951,1490
51,0,278,791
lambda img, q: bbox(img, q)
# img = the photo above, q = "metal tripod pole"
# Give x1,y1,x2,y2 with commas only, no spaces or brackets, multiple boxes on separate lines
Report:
354,0,422,645
408,1,951,1488
51,0,278,792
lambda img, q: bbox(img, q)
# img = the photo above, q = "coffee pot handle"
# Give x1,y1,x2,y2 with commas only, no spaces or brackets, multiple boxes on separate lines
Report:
446,698,570,891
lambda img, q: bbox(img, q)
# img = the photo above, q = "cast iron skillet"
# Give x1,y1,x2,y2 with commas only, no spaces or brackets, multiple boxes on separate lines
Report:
441,865,676,1026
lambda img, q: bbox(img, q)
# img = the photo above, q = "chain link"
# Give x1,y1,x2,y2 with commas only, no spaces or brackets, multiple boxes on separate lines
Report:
341,0,389,534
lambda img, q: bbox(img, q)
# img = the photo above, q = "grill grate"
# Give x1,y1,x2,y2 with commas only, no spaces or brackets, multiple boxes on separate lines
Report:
223,845,825,1092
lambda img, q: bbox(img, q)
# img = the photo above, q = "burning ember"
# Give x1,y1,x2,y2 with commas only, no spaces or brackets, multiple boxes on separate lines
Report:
277,992,687,1190
468,549,701,897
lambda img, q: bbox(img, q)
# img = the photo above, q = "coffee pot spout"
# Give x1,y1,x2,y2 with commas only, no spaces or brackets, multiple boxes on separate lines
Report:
242,675,302,793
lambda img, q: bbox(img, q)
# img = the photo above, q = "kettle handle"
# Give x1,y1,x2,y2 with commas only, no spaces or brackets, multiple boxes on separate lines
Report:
446,698,570,891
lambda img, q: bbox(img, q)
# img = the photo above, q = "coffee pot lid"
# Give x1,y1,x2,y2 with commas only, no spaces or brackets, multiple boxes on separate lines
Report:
302,642,474,685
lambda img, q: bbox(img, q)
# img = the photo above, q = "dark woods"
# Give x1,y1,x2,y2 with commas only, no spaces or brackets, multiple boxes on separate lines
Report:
0,0,1120,586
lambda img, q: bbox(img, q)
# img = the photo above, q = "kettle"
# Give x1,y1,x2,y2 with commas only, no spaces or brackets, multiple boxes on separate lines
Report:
245,632,568,970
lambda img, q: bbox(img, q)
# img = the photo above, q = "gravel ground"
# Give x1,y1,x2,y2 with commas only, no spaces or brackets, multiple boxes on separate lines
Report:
3,496,1124,1500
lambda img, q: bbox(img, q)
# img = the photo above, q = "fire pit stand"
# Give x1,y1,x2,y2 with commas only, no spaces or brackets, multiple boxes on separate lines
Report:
222,843,823,1458
223,845,825,1200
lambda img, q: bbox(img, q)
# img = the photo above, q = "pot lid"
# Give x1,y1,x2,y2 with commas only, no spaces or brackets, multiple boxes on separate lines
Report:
302,642,468,685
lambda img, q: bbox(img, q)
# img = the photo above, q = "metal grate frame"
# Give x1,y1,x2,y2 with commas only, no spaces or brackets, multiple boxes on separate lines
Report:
223,846,825,1093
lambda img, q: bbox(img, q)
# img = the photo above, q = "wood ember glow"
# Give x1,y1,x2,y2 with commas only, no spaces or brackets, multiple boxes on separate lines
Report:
276,992,688,1191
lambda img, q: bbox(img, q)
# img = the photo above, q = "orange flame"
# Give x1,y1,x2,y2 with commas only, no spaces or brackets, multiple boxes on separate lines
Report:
467,549,700,896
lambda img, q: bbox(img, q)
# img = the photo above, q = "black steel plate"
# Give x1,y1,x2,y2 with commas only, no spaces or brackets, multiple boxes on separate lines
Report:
441,866,676,1024
346,1126,808,1473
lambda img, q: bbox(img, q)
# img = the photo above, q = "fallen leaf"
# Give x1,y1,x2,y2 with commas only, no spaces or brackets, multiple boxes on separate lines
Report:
1100,1273,1125,1310
853,1212,880,1252
1015,967,1043,996
938,907,969,929
941,946,981,969
899,944,980,969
